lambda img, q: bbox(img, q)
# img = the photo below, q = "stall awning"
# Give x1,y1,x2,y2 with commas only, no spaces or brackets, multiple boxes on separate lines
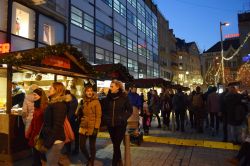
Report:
0,44,94,78
131,78,172,88
93,63,134,83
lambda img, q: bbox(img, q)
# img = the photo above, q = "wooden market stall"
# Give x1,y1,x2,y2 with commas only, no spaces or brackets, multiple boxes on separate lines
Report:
0,44,94,163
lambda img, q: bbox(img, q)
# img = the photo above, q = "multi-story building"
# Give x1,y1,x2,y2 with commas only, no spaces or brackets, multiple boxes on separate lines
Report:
157,11,172,81
0,0,160,80
201,37,240,85
173,38,202,88
238,11,250,63
0,0,68,51
70,0,159,79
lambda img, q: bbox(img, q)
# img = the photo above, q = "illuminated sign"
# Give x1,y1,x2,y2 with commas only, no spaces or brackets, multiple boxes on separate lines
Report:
224,33,240,39
242,54,250,62
0,43,10,53
42,56,71,69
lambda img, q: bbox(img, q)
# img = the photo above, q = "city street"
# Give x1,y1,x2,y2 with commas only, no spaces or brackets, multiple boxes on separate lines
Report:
13,119,238,166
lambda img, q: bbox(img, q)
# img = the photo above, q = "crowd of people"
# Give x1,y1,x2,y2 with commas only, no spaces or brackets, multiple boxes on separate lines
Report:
11,80,250,166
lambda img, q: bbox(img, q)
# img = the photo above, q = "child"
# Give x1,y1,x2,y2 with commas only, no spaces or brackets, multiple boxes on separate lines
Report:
143,101,151,135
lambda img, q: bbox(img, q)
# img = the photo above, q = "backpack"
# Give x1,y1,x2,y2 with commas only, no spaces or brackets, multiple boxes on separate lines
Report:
192,94,203,108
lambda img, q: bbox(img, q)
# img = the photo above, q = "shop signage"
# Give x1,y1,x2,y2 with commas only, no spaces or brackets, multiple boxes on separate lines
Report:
0,43,10,54
42,56,71,69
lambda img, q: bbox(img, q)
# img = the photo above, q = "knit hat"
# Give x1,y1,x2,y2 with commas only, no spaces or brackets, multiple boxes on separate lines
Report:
33,88,43,97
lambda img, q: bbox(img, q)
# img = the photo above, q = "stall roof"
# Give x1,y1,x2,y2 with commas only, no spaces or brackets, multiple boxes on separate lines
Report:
0,44,94,78
131,78,172,88
93,63,134,82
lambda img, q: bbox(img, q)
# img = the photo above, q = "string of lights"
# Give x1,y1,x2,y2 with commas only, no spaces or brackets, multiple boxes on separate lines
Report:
223,32,250,61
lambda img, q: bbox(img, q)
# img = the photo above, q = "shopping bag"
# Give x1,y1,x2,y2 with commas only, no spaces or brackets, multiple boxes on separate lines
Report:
64,116,75,143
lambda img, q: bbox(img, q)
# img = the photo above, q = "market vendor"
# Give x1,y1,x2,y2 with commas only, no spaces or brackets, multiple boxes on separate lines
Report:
12,81,25,107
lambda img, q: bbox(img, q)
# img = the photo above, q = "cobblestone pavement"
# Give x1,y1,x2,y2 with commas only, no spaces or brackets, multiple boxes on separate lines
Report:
13,138,236,166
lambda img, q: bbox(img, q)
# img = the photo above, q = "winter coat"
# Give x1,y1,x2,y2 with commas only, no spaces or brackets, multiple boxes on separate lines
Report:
79,93,102,136
149,95,160,114
66,94,78,127
102,90,133,127
26,107,45,147
207,92,220,113
41,95,71,149
172,92,187,112
22,94,35,132
225,92,246,126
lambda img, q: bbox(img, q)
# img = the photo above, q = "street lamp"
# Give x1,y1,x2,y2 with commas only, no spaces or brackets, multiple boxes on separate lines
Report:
220,21,229,84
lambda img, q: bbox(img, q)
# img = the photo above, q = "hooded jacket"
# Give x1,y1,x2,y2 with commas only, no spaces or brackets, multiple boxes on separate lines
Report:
79,93,102,135
102,90,133,127
41,94,71,149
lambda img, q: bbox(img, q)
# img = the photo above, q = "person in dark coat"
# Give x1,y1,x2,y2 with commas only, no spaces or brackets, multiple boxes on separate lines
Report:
12,82,25,107
220,88,229,141
102,80,133,166
172,88,187,132
41,82,70,166
225,86,247,144
63,90,79,154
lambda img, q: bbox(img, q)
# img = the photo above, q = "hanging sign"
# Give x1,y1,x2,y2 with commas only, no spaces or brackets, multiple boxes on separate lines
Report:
0,43,10,53
42,56,71,69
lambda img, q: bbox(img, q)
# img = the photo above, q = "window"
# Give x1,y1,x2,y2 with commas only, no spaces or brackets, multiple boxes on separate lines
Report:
137,2,145,18
128,0,136,8
132,40,137,53
84,14,94,32
43,24,52,45
71,6,82,27
96,47,113,64
147,66,154,77
12,3,35,39
101,0,112,7
71,6,94,32
127,38,133,51
114,53,127,67
137,19,141,31
96,20,113,41
0,0,7,31
153,68,159,77
127,9,137,26
179,55,183,60
128,58,138,72
146,10,152,24
71,38,94,63
141,22,145,33
114,31,126,48
113,0,126,18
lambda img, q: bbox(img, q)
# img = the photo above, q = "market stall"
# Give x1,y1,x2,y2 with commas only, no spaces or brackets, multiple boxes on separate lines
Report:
93,63,134,94
0,44,94,162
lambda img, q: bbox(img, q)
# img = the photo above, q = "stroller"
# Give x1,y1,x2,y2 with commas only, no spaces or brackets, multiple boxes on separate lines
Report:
127,106,143,146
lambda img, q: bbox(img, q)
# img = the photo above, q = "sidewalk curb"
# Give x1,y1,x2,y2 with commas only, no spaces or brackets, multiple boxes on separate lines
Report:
98,132,240,150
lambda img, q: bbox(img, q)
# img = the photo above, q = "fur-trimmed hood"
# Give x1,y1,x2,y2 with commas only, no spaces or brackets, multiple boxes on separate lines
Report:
49,94,72,104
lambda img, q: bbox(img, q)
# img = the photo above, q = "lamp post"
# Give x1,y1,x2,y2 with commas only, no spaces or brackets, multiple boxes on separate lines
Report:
220,21,229,84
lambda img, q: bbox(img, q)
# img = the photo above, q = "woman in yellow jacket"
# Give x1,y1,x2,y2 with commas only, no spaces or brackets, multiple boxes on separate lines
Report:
79,85,102,166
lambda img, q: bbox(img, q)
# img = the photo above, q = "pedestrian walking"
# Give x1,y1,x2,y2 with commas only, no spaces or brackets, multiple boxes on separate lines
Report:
102,80,133,166
220,88,229,142
41,82,70,166
25,88,48,166
78,86,102,166
149,90,161,128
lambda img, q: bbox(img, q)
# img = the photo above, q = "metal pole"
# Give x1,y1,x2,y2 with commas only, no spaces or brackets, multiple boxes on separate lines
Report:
220,22,225,85
124,132,131,166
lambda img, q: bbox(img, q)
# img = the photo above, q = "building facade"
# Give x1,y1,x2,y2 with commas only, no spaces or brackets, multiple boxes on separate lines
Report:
201,37,240,85
172,38,202,88
157,11,172,81
70,0,159,79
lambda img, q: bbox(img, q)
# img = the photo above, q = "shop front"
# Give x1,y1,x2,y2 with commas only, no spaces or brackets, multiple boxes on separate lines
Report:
0,44,94,162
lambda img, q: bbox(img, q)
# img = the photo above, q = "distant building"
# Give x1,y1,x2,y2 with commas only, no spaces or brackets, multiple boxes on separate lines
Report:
173,38,202,88
157,11,172,80
201,37,240,85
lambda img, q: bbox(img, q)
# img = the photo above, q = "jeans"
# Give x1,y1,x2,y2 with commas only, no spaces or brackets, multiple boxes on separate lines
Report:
162,110,171,127
210,112,220,132
108,125,127,166
229,125,242,143
46,142,64,166
175,109,186,131
79,134,97,161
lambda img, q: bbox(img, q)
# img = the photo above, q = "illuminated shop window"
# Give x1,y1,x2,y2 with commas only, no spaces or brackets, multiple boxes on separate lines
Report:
43,24,52,45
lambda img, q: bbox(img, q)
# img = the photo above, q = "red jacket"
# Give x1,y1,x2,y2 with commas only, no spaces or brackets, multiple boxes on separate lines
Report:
26,107,45,147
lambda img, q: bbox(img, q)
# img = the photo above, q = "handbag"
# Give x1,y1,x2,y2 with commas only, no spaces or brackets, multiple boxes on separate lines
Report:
64,116,75,143
34,124,48,153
